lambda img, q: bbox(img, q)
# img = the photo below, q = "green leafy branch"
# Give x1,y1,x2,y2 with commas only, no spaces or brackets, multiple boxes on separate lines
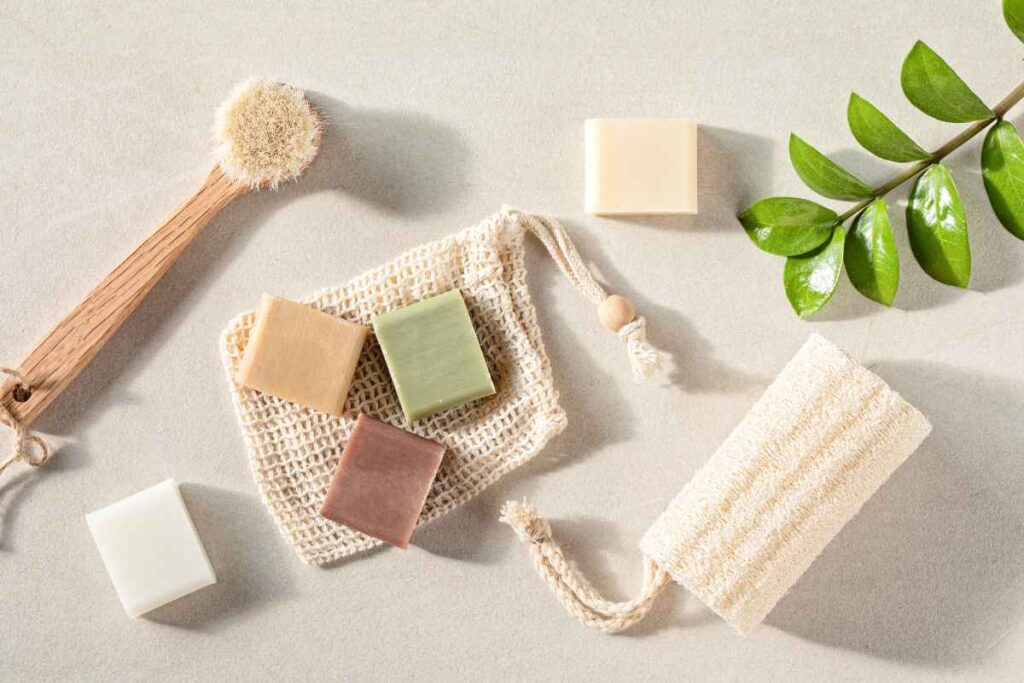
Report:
739,0,1024,318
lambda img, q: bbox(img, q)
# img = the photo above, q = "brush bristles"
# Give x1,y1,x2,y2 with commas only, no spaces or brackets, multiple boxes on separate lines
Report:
214,78,321,189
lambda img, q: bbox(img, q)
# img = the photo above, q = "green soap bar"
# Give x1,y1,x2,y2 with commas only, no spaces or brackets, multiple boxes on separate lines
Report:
373,289,496,422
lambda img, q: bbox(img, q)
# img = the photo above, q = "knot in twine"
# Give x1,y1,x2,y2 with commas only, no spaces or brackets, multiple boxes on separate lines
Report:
617,316,667,381
0,368,51,479
500,500,552,544
505,208,670,383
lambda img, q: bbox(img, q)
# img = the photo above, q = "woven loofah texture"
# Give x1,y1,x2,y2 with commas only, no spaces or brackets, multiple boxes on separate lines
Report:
221,209,568,566
214,78,321,188
639,334,932,634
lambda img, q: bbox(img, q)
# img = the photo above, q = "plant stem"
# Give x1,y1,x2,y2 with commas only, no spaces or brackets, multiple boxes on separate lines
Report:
836,79,1024,224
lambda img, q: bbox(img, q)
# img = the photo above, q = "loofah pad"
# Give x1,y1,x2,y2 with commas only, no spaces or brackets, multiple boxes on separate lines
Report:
221,210,567,566
639,334,932,634
499,334,931,635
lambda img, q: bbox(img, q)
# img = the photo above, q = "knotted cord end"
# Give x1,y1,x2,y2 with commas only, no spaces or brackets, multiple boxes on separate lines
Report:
618,316,670,381
499,499,551,545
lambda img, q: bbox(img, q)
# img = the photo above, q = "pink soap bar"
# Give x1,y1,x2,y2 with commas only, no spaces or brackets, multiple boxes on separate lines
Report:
320,414,445,549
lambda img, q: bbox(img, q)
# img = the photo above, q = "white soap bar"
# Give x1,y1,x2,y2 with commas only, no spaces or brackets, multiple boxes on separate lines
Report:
585,118,698,215
86,479,216,618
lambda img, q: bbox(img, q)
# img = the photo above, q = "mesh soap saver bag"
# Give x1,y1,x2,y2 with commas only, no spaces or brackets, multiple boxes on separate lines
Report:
221,208,667,566
501,334,932,634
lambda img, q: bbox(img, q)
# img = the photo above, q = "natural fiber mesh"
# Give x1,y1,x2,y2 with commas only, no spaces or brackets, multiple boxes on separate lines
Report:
221,210,567,566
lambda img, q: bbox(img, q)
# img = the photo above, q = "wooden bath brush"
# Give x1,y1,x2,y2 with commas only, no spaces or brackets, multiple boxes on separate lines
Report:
0,78,322,477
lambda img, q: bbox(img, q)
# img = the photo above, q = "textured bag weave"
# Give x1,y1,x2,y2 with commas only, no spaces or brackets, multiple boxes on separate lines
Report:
221,209,569,565
222,208,667,566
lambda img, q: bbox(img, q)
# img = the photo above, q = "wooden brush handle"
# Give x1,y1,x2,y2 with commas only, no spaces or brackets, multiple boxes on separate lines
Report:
0,166,248,427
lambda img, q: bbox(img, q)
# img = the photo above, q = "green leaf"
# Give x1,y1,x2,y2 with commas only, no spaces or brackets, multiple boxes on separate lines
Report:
982,120,1024,241
845,199,899,306
1005,0,1024,44
900,41,994,123
907,164,971,287
739,197,838,256
789,134,874,200
847,93,931,163
784,226,846,318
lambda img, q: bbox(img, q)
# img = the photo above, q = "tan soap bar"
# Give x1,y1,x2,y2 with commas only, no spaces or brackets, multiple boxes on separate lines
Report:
236,294,368,416
585,118,698,215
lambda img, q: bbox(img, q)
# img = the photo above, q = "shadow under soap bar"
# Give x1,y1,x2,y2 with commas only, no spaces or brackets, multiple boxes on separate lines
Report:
236,294,368,416
320,414,445,548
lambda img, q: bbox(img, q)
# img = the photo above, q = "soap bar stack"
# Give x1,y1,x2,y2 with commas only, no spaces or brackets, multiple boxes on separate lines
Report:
84,288,497,617
234,287,496,549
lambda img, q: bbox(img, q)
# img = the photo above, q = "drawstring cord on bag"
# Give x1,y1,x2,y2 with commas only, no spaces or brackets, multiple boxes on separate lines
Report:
499,210,672,630
507,209,669,381
500,500,670,633
0,368,51,481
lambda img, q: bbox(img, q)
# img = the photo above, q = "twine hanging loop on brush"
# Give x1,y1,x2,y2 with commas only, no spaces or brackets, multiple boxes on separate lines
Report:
0,368,51,480
507,209,669,381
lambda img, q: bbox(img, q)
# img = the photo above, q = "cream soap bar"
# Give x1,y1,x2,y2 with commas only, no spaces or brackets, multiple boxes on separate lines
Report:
585,118,698,215
237,294,368,416
86,479,216,618
373,289,495,422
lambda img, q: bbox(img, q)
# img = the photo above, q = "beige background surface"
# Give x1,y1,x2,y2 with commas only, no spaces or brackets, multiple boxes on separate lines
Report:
2,1,1023,681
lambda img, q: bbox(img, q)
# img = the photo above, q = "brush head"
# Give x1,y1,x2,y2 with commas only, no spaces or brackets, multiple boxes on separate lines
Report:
214,78,322,189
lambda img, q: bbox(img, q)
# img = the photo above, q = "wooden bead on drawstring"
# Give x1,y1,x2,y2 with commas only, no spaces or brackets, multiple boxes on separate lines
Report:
598,295,635,332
